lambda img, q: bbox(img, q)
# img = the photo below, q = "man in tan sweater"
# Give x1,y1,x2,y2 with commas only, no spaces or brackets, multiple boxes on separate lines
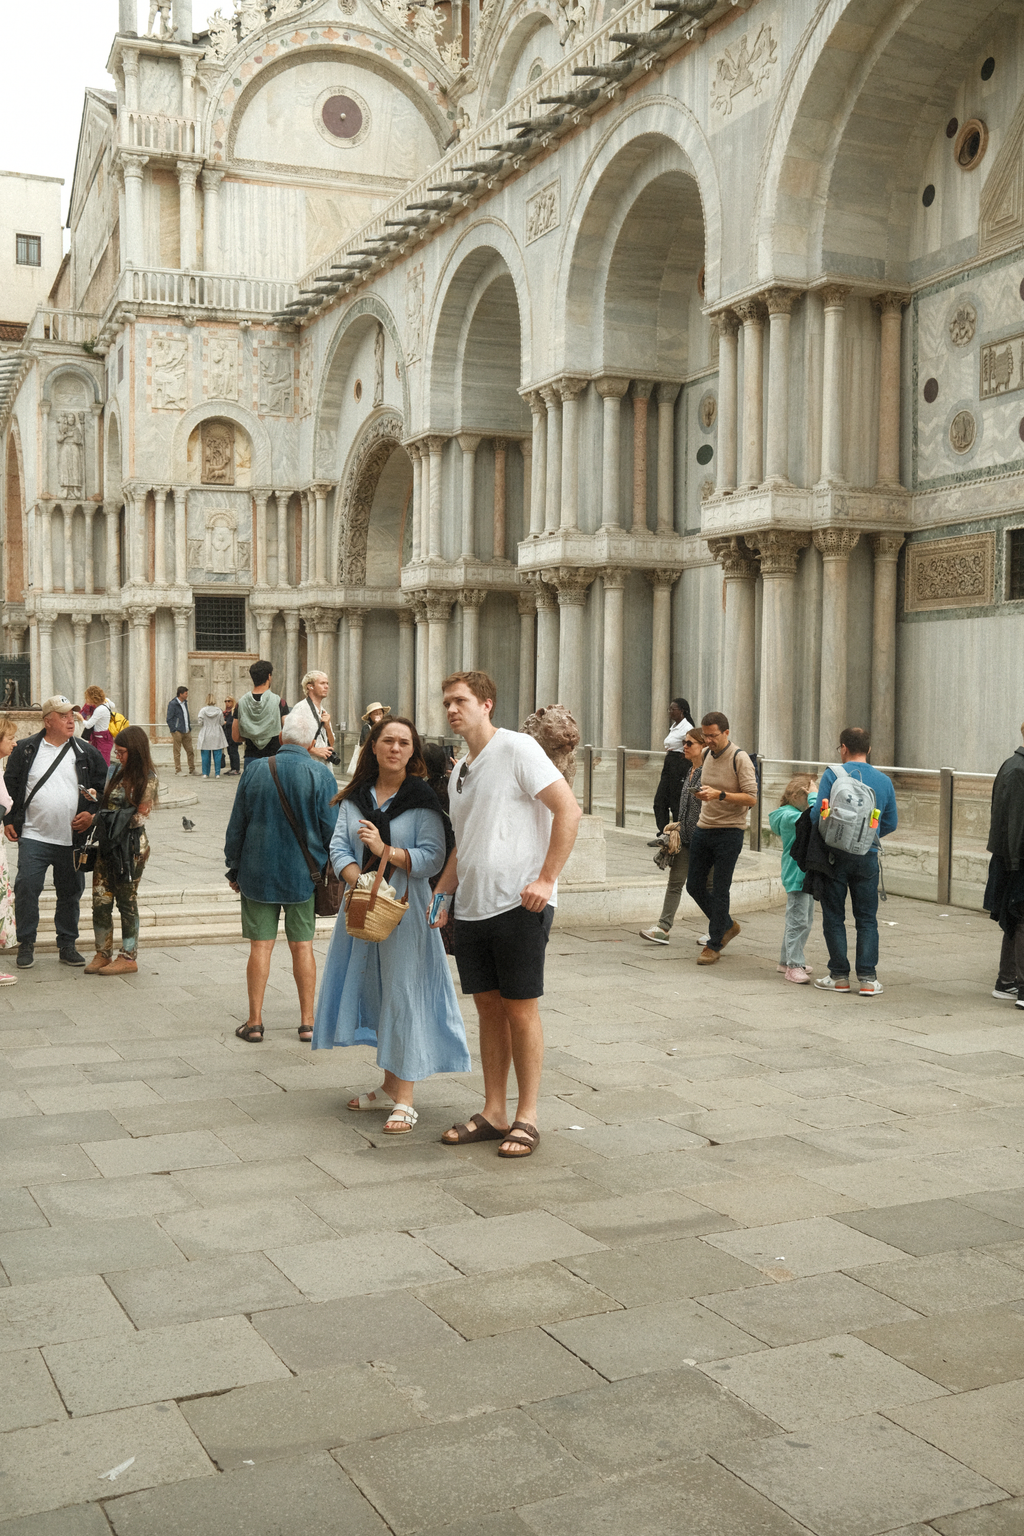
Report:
685,711,758,964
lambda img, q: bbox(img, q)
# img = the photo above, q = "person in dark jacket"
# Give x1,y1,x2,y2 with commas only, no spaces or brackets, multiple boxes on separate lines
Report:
3,696,107,969
983,725,1024,1006
165,686,196,775
224,709,337,1043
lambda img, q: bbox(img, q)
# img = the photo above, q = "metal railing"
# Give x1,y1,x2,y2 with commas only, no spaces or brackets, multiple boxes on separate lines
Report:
114,267,297,315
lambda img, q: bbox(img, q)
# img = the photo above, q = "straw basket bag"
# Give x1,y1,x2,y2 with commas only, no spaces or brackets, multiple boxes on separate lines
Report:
344,860,408,943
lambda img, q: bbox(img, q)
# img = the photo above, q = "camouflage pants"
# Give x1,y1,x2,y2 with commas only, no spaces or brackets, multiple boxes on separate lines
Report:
92,835,150,960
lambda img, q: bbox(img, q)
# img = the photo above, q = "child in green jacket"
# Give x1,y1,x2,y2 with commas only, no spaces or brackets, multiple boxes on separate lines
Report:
768,774,818,983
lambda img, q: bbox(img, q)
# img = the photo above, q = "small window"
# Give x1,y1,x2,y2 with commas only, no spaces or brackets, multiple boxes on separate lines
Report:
1008,529,1024,600
194,595,247,653
15,234,41,267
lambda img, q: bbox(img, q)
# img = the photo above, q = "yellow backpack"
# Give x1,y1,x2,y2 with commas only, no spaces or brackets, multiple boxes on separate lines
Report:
108,710,129,737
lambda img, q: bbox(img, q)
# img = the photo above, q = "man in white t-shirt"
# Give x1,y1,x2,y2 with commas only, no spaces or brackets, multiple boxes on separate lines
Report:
435,670,582,1158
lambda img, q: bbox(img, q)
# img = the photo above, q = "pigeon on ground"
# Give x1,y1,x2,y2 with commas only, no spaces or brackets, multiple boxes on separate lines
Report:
182,817,195,831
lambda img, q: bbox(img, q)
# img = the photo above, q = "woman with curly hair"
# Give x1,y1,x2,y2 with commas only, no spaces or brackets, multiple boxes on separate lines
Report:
79,727,158,976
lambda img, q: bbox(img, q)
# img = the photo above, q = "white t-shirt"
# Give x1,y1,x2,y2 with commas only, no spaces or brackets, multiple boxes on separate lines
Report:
664,717,695,753
23,740,81,847
90,704,111,733
449,728,562,922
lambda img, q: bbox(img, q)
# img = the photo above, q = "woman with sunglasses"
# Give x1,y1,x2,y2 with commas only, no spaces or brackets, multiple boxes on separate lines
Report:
312,715,469,1135
639,726,706,945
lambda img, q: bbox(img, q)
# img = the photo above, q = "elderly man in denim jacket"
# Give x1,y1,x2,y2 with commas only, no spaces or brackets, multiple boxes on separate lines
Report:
224,709,338,1043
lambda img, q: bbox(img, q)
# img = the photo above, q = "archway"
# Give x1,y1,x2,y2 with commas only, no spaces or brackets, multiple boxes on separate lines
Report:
337,411,410,587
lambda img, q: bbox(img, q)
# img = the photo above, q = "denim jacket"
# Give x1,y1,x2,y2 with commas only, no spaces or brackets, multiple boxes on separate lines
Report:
224,744,338,905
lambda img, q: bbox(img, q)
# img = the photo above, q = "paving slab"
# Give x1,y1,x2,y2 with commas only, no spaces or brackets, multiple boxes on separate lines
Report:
81,1131,239,1177
0,1189,48,1234
384,1327,601,1420
0,1504,113,1536
561,1235,770,1306
856,1304,1024,1390
0,1402,214,1520
518,1454,812,1536
266,1230,459,1301
301,1179,479,1233
415,1209,606,1275
436,1169,613,1218
703,1216,910,1278
0,1275,136,1350
178,1364,422,1468
959,1187,1024,1225
110,1098,258,1137
42,1314,290,1415
890,1378,1024,1496
0,1346,67,1432
250,1289,461,1372
104,1251,305,1328
562,1119,709,1157
539,1189,735,1245
932,1499,1024,1534
156,1197,337,1257
0,1217,187,1286
103,1451,388,1536
28,1174,196,1224
684,1172,866,1224
699,1271,922,1346
545,1297,762,1378
414,1260,619,1338
166,1156,341,1206
848,1250,1024,1314
716,1413,1006,1536
836,1198,1024,1256
335,1409,592,1534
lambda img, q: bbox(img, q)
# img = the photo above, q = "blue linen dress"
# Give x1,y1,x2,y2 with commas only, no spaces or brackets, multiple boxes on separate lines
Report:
311,791,471,1079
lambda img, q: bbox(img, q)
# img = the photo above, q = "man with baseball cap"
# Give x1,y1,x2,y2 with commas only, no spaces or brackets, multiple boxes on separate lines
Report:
3,696,107,969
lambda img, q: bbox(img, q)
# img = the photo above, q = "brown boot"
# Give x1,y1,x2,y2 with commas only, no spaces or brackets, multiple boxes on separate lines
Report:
100,955,138,976
84,953,112,974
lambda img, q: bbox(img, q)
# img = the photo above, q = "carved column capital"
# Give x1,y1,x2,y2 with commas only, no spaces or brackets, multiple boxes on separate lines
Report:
284,609,302,634
424,594,454,623
36,615,56,637
119,152,149,180
556,376,589,403
812,528,861,561
127,604,155,627
200,167,226,193
869,531,906,562
708,535,759,581
546,566,596,607
763,286,800,316
397,605,415,629
404,440,422,463
171,605,192,626
645,568,680,591
750,530,810,577
423,435,448,456
602,566,628,591
492,437,509,454
309,481,333,500
456,433,482,454
631,380,655,401
516,586,537,616
520,389,546,415
872,291,909,317
175,160,201,188
710,308,740,338
656,382,682,406
345,607,368,630
71,613,91,633
820,284,850,310
407,597,427,623
539,384,560,409
734,298,766,326
530,574,559,612
460,588,487,610
594,376,631,400
250,607,278,629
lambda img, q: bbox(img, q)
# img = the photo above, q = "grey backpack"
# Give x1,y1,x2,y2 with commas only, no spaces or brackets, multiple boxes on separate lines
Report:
821,763,877,856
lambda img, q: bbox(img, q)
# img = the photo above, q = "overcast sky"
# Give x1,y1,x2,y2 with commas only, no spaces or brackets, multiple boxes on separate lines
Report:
2,1,219,226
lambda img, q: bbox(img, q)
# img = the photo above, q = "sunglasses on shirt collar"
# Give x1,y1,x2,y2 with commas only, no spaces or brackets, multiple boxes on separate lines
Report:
455,761,470,794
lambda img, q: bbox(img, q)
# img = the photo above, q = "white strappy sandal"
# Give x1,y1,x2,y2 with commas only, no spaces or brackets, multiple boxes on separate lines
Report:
382,1103,418,1135
347,1090,394,1112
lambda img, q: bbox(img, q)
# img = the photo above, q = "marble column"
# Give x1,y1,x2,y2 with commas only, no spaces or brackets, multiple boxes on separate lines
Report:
104,503,120,593
28,619,39,704
252,607,275,662
39,403,50,499
299,492,310,586
596,377,630,529
176,160,200,270
62,506,75,593
460,588,485,669
346,609,365,729
83,507,96,595
714,311,740,493
656,384,681,535
153,487,167,584
106,617,123,705
426,437,446,560
647,569,677,750
201,168,225,272
40,506,53,593
412,600,428,728
551,567,595,724
284,610,301,706
764,288,798,485
520,438,532,540
121,45,139,111
72,613,89,704
304,617,318,674
425,595,452,736
517,587,536,726
276,492,290,586
525,392,546,537
541,386,561,533
456,434,480,560
121,154,148,268
492,439,508,559
129,489,147,585
820,285,850,485
558,378,587,531
312,483,331,585
128,606,152,727
601,567,627,747
534,579,559,708
631,381,654,533
409,444,423,562
173,487,187,584
870,533,904,766
736,299,766,489
708,536,759,751
254,492,270,586
37,616,55,704
750,531,809,760
398,607,415,721
874,293,908,488
813,528,861,758
172,605,190,693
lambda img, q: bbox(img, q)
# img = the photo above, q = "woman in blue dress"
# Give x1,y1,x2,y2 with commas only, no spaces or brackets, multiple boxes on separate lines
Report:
312,715,470,1134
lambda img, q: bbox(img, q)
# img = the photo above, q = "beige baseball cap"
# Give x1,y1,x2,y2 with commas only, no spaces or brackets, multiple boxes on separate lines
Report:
40,695,75,716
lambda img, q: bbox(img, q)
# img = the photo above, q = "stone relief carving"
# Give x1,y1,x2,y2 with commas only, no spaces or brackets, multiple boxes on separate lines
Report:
406,264,425,363
339,411,404,586
526,181,560,245
151,337,188,411
980,333,1024,399
235,1,267,38
949,303,977,347
299,344,313,417
258,347,294,415
201,420,235,485
187,538,204,569
556,0,587,48
949,410,977,455
205,510,238,575
698,392,717,431
373,323,385,407
147,0,173,38
905,532,995,613
206,10,236,59
316,429,337,476
711,21,778,120
207,335,239,401
56,412,85,498
237,541,251,572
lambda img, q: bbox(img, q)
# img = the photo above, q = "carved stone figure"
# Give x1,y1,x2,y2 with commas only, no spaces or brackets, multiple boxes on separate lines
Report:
152,337,188,410
202,420,235,484
555,0,587,48
711,23,778,116
373,323,385,407
56,412,85,499
206,9,236,58
949,303,977,347
259,348,294,415
148,0,173,37
521,705,581,789
235,1,267,37
406,263,425,362
699,393,717,430
205,512,238,574
526,183,559,244
411,0,445,54
208,336,238,400
949,410,976,454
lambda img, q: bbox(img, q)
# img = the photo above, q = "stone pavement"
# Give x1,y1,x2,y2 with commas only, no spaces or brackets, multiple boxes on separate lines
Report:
1,895,1024,1534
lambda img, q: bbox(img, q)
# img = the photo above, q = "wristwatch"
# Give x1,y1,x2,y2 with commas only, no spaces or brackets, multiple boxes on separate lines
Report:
719,790,727,801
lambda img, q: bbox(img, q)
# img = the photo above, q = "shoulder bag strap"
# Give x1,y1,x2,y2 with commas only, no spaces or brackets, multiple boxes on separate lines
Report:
307,696,327,742
268,757,322,882
23,741,74,818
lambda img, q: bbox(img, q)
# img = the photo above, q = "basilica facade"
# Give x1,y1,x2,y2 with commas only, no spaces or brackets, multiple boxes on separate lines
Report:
1,0,1022,770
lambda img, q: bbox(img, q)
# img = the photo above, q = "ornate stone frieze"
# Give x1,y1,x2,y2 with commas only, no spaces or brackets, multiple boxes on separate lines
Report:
257,345,295,417
206,334,239,402
812,528,861,561
905,532,995,612
150,335,188,412
749,529,809,576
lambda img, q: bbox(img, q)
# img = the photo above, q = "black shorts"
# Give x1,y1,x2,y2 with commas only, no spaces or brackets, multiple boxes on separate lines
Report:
453,904,554,1000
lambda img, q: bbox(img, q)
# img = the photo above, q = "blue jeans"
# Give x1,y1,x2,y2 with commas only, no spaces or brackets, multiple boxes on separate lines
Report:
819,849,880,979
14,838,85,948
201,749,223,777
780,890,814,967
686,826,745,949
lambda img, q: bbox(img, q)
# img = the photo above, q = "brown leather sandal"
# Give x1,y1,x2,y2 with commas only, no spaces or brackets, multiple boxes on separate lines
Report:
441,1113,505,1145
235,1022,264,1043
497,1121,540,1158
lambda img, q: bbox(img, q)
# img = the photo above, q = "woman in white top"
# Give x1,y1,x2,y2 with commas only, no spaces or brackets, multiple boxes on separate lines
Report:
82,686,115,765
197,694,227,778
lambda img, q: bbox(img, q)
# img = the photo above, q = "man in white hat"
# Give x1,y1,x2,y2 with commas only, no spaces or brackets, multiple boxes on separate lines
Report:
2,697,108,968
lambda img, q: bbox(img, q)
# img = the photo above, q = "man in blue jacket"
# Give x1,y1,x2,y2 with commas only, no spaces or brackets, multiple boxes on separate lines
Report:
224,709,337,1043
811,726,898,997
166,686,196,775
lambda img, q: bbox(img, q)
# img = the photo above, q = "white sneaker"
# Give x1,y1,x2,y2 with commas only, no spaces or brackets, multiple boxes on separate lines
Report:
640,927,669,945
696,933,710,946
858,979,883,996
814,975,851,992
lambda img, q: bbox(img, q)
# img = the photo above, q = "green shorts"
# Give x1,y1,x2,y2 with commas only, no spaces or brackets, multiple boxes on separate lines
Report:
240,893,316,942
